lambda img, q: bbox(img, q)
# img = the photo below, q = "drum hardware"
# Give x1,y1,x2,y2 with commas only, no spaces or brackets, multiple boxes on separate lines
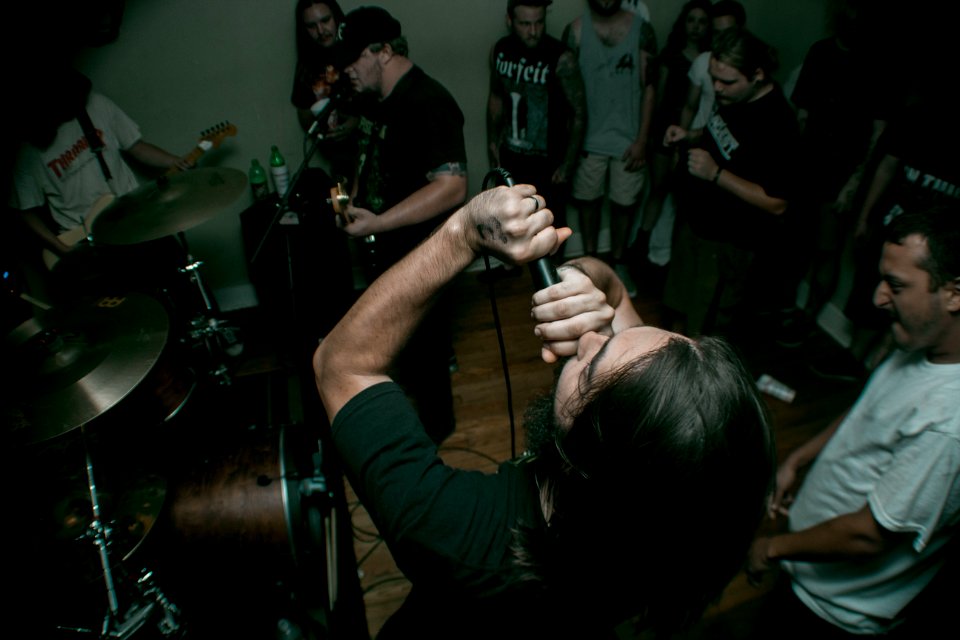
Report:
170,226,243,385
76,437,183,639
176,254,242,387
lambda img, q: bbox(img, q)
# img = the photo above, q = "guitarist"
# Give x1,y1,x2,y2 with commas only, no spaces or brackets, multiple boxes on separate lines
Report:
10,67,192,261
335,7,467,445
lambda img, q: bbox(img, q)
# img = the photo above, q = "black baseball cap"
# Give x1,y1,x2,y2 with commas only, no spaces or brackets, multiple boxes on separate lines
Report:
337,6,402,67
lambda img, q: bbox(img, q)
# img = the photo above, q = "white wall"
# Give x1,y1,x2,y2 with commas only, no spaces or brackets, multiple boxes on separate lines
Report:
70,0,829,310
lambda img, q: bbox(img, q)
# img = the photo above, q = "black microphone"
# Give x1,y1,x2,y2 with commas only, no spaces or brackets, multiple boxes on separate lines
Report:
306,98,337,138
491,170,560,290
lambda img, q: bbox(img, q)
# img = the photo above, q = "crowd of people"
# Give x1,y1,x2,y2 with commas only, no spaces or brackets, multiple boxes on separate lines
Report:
304,1,959,638
5,1,958,638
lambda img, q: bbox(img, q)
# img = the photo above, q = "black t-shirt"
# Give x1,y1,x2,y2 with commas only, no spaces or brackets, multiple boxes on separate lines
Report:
674,85,799,248
354,66,467,267
490,33,572,163
333,382,558,637
791,37,887,200
872,101,960,225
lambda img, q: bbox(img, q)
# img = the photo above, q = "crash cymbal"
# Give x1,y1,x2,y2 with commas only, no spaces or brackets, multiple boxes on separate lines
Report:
2,293,170,445
48,472,167,563
91,167,248,245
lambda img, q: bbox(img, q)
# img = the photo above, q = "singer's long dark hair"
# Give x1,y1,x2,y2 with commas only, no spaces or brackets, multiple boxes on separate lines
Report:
511,335,775,634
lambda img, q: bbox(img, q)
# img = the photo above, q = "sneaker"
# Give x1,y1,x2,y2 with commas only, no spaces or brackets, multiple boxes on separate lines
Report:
614,263,638,298
809,351,865,383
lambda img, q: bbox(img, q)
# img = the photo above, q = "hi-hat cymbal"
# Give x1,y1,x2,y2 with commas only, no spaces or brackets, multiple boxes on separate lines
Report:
91,167,248,245
2,293,170,445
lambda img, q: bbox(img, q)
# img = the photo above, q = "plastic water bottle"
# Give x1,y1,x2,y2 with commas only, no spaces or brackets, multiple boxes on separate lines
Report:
248,158,268,202
269,145,290,196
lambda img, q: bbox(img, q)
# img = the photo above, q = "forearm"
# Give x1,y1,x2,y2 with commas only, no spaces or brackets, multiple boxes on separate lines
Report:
126,141,183,170
763,505,894,563
318,185,562,419
368,174,467,234
714,169,788,215
557,53,586,174
487,93,504,166
636,85,655,149
315,215,474,420
678,83,701,131
857,154,899,228
844,119,888,187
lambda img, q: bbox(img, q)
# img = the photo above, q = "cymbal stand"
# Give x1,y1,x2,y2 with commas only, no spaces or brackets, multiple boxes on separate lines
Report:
83,443,122,624
75,434,183,639
175,233,241,386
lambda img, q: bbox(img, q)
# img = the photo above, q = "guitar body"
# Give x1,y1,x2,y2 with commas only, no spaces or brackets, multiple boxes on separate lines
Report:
42,193,115,271
41,121,238,272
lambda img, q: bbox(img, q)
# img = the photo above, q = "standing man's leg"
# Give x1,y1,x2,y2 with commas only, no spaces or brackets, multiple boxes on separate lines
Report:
571,153,608,257
608,157,648,297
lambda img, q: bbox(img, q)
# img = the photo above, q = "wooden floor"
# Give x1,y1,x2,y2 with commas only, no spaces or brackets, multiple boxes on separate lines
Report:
340,267,865,639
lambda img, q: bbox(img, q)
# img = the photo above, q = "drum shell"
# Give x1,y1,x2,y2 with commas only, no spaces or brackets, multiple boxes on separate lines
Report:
166,424,327,569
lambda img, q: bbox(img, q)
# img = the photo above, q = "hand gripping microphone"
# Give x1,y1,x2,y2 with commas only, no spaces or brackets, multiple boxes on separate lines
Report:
482,168,560,290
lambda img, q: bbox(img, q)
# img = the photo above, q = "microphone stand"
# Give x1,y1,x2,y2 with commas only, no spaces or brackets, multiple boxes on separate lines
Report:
250,129,326,267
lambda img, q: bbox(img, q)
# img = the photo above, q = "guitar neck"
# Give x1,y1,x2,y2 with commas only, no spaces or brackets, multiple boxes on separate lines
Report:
164,143,207,177
163,123,236,177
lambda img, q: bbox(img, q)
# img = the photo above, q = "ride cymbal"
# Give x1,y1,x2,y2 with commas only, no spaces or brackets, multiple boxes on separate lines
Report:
91,167,247,245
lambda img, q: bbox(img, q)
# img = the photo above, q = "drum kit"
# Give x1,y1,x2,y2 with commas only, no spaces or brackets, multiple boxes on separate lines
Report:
3,168,341,638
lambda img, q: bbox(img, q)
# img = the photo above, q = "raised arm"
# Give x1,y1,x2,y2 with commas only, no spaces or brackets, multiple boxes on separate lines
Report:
315,185,570,420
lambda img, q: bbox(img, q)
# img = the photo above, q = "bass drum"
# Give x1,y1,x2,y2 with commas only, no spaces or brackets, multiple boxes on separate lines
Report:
163,423,336,619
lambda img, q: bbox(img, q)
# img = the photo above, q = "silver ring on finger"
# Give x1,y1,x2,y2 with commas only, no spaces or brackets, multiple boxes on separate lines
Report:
527,195,541,213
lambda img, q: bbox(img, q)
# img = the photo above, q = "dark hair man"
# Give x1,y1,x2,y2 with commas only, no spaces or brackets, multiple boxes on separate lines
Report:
487,0,586,249
747,206,960,636
334,6,468,444
314,183,775,637
662,27,799,338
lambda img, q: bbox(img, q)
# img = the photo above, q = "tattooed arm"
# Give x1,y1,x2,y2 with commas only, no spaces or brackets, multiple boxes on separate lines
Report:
316,186,569,420
623,20,658,172
554,49,587,184
342,162,468,238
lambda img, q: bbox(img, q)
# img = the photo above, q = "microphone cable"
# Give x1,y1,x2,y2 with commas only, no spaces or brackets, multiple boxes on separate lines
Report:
480,167,521,459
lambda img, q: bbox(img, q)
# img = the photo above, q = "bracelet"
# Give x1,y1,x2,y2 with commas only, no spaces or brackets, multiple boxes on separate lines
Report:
712,167,723,184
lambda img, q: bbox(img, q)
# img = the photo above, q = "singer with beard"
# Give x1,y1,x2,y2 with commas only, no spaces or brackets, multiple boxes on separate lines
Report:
314,184,776,638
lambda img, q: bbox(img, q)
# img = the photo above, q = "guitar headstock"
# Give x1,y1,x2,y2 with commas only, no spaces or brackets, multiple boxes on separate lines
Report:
197,121,238,150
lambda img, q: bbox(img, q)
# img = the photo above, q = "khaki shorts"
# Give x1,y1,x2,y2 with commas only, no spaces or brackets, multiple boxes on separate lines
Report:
571,153,647,206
